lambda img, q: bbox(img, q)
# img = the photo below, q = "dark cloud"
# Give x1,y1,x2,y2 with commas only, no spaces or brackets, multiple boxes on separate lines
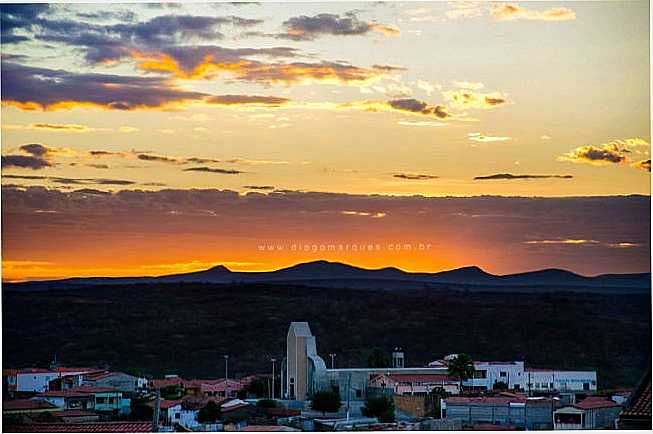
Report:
206,94,289,106
19,144,51,157
388,99,451,119
243,185,275,190
137,154,182,164
278,12,398,40
73,188,113,195
393,173,439,180
90,150,124,157
485,96,506,106
0,3,49,43
1,155,51,170
474,173,574,180
1,61,207,110
183,167,244,174
76,10,137,22
562,144,627,164
2,174,135,185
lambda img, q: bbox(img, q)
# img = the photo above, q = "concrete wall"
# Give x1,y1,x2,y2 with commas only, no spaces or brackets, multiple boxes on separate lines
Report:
527,370,597,393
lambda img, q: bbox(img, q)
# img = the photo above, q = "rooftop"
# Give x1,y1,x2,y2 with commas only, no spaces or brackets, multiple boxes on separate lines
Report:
620,370,651,419
5,422,153,432
3,400,59,411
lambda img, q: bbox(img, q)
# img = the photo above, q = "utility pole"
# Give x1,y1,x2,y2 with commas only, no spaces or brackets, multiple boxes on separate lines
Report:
152,388,160,432
346,372,351,421
271,358,277,400
224,355,229,380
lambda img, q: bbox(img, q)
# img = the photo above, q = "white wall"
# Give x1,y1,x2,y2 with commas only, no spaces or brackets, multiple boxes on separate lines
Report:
463,362,526,390
17,373,60,392
527,370,597,392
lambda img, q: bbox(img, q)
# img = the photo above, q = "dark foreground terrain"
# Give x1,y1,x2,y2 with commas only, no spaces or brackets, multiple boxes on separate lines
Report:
3,283,651,388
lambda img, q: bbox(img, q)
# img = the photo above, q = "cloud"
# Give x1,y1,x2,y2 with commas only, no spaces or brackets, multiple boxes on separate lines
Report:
2,174,135,185
454,81,484,90
0,3,50,43
1,155,52,170
491,4,576,22
206,94,290,106
183,167,244,174
1,61,207,111
243,185,275,190
279,12,399,40
632,159,651,172
558,138,650,167
443,90,509,109
474,173,573,180
468,133,511,143
20,144,52,157
524,239,641,249
341,210,386,218
397,120,448,127
2,123,97,132
393,173,439,180
387,98,451,119
136,153,183,164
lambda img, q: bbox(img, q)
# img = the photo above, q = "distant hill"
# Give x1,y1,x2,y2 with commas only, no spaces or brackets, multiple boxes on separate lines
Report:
4,260,650,293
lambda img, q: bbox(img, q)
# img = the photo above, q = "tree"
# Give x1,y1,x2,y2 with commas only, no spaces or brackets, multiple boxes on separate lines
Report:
311,390,342,415
197,401,221,423
243,378,268,398
362,396,395,423
367,347,390,368
447,353,475,394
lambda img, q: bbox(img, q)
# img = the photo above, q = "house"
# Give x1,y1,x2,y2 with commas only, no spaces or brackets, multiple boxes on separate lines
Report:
369,373,459,395
3,369,18,397
3,399,61,416
32,389,95,411
152,399,200,429
16,367,99,393
553,397,621,429
82,371,148,395
442,396,558,430
526,368,597,393
71,386,124,413
187,379,242,398
429,356,598,394
618,369,651,430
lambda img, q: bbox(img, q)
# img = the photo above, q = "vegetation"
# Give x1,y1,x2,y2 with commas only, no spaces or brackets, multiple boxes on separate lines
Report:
447,353,475,393
197,401,221,423
362,396,395,423
243,378,268,398
2,283,650,388
367,347,390,368
311,390,342,414
256,399,278,408
161,384,184,400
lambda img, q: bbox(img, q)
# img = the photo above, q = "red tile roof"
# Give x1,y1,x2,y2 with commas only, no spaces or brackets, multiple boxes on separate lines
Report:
3,369,18,376
572,399,621,410
3,400,59,411
150,378,185,389
241,426,299,431
620,371,651,418
36,390,93,398
386,374,456,383
51,410,98,417
6,422,153,432
146,399,182,410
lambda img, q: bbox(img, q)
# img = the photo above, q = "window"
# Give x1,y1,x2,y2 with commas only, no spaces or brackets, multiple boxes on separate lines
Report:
473,370,487,379
550,383,554,389
500,372,507,377
355,389,362,398
175,413,180,419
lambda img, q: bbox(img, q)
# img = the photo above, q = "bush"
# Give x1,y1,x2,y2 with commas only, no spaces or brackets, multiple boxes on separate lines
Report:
311,390,342,414
256,399,277,408
362,396,395,423
197,401,221,423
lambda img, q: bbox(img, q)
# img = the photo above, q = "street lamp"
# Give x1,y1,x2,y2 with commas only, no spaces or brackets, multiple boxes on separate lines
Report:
224,355,229,379
329,353,336,369
271,358,277,400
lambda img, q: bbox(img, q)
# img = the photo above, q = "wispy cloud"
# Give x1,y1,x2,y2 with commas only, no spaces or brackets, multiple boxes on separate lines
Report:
278,12,399,40
491,4,576,22
474,173,573,180
393,173,439,180
468,132,511,142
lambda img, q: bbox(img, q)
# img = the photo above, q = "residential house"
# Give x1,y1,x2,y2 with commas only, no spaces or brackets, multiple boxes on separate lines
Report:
72,386,124,414
3,399,61,417
32,389,95,411
4,421,153,432
369,373,459,395
83,371,147,396
51,410,100,423
3,369,18,398
553,397,621,430
16,367,99,393
526,368,597,394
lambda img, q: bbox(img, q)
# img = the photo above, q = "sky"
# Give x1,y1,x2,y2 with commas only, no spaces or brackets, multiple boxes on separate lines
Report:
1,1,650,281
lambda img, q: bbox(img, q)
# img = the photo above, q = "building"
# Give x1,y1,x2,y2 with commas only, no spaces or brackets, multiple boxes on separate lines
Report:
82,371,148,395
32,389,95,411
282,322,450,405
429,357,597,394
3,399,61,417
617,369,651,429
3,369,18,398
443,396,558,430
526,368,597,393
15,367,99,393
72,386,124,413
50,410,100,423
553,397,621,430
369,373,459,395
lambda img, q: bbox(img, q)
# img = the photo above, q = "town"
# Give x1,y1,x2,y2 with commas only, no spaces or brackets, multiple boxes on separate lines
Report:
2,322,650,432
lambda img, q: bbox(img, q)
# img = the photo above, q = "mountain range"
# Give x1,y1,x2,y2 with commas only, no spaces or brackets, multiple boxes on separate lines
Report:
4,260,651,293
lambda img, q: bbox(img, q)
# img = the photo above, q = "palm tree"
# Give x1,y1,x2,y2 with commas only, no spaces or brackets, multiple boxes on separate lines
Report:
447,354,475,395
